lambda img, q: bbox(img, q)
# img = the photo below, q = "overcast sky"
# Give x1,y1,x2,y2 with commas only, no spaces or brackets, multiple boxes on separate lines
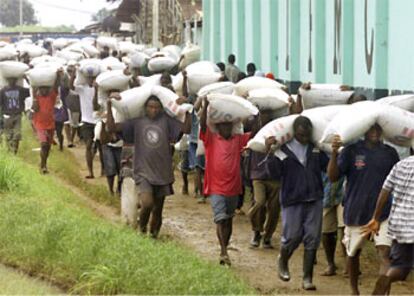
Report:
28,0,119,29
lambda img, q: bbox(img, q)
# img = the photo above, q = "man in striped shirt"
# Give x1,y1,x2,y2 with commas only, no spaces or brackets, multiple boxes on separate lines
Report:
363,155,414,295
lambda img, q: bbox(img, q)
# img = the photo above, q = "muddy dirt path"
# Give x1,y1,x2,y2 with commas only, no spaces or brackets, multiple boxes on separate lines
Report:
66,144,412,295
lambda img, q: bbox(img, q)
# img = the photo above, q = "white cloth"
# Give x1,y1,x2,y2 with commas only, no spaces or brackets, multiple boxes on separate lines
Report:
287,138,308,166
383,156,414,243
74,84,95,124
343,220,391,257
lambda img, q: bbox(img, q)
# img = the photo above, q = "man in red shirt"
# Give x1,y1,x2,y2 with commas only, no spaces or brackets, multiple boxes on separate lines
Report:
199,97,252,266
32,69,62,174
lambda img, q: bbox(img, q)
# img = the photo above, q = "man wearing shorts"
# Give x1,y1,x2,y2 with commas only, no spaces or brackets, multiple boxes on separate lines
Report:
32,69,62,174
199,97,252,266
328,124,399,295
61,64,80,147
106,95,191,238
320,174,346,276
0,77,30,154
69,70,98,178
363,155,414,295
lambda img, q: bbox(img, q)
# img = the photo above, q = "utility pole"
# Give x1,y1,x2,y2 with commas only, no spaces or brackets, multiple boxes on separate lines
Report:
19,0,23,39
152,0,159,48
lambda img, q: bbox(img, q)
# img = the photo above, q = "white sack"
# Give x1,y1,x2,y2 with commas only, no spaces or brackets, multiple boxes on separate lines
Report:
111,85,153,120
151,85,193,122
0,61,29,78
118,41,139,55
321,101,382,145
148,56,177,73
234,76,286,97
52,38,69,50
376,94,414,112
377,105,414,147
79,59,102,77
299,84,354,109
96,69,130,91
112,85,192,122
128,51,149,68
56,49,83,62
247,114,299,153
100,56,126,72
186,61,221,95
302,105,349,152
179,43,201,69
198,81,235,97
96,36,118,50
0,46,18,61
143,47,158,57
247,88,290,111
207,93,258,124
17,44,47,58
30,55,66,67
81,43,100,58
161,45,181,61
26,67,57,87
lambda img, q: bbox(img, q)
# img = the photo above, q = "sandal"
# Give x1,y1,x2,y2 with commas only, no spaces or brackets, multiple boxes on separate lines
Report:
85,175,95,179
321,265,337,276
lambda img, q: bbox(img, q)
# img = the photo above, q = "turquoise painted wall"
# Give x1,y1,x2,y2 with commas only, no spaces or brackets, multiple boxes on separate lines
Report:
202,0,413,95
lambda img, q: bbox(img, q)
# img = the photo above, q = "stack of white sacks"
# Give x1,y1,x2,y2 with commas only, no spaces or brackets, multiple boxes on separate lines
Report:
2,36,412,223
248,84,414,154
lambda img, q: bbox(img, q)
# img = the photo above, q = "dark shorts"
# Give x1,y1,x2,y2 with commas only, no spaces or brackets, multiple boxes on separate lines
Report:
80,122,95,141
196,155,205,170
102,144,122,177
210,194,238,224
390,241,414,269
188,142,197,170
179,150,190,172
136,178,174,199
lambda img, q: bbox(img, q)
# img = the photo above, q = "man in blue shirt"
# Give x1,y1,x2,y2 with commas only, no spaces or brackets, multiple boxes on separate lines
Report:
328,123,399,295
266,116,329,290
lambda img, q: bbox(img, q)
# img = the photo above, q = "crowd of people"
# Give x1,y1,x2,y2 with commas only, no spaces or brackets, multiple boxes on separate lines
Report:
0,42,412,296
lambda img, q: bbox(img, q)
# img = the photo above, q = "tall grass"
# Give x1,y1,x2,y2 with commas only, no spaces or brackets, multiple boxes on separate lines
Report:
0,152,254,294
0,152,21,193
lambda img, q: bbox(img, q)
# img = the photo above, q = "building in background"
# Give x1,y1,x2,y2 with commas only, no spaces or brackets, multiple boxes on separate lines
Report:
203,0,414,98
111,0,201,46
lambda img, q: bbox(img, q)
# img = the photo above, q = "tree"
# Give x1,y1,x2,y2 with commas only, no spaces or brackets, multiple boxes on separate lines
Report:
91,8,111,23
0,0,37,27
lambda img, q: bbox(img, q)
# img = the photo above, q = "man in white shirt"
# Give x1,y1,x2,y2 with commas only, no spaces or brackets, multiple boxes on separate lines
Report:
70,72,98,178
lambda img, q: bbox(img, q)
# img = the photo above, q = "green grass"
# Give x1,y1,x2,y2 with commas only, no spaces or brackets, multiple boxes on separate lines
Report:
0,265,61,295
18,119,118,208
0,136,254,294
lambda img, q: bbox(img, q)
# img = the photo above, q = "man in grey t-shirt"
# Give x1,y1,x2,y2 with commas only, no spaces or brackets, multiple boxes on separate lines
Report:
106,94,191,238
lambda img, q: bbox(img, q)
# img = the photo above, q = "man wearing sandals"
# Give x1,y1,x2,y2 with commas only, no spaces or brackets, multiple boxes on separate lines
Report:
199,97,252,266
